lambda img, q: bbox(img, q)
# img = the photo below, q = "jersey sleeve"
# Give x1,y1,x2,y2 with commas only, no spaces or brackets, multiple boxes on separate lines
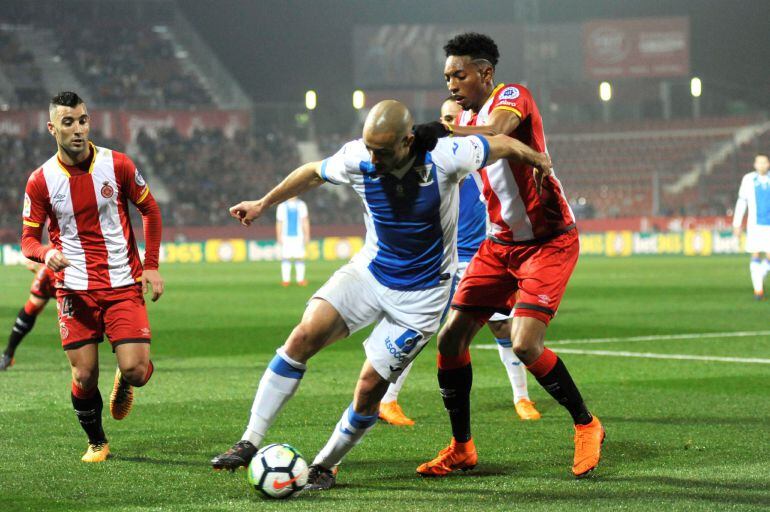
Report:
319,141,362,185
22,170,48,229
275,203,286,222
114,152,151,205
432,136,489,181
491,84,532,120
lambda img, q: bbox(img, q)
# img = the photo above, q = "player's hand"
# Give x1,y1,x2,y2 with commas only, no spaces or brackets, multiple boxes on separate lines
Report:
141,269,164,302
412,121,451,152
733,226,742,237
532,152,553,196
229,200,266,226
44,249,70,271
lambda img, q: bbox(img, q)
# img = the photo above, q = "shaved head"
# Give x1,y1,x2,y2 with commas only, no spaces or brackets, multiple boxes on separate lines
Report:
363,100,413,142
362,100,415,174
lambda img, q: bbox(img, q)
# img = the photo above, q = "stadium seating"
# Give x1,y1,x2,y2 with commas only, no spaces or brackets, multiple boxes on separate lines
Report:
54,24,214,109
0,29,48,107
548,117,760,218
136,128,363,228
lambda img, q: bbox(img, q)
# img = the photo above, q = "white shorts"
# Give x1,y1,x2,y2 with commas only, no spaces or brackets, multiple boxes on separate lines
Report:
456,260,510,322
281,237,306,259
745,226,770,253
312,262,452,383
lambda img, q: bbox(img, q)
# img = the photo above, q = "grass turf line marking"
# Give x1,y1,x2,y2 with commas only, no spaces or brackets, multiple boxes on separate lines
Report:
544,348,770,364
477,329,770,348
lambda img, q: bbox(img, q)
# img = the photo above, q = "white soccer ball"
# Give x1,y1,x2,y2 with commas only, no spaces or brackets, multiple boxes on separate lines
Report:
247,443,309,499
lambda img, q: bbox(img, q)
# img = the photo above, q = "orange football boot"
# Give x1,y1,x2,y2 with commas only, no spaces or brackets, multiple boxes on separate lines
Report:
109,367,134,420
416,438,478,476
81,441,110,463
572,416,605,478
378,401,415,426
514,398,541,420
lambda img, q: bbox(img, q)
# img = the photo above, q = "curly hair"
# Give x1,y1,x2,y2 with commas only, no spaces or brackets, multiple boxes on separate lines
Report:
443,32,500,67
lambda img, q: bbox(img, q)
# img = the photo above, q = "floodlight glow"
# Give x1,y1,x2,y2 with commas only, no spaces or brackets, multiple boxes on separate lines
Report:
352,90,365,110
599,82,612,102
305,90,317,110
690,77,702,98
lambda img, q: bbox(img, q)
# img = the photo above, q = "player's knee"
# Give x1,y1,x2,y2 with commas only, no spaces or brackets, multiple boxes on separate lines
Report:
283,323,321,361
72,367,98,390
119,361,149,386
437,323,470,355
511,337,542,364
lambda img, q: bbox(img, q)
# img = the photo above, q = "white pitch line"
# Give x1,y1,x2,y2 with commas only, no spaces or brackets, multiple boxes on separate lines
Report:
548,348,770,365
476,330,770,349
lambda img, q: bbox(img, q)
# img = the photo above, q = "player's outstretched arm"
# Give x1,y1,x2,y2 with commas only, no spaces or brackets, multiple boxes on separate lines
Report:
485,134,553,194
229,161,324,226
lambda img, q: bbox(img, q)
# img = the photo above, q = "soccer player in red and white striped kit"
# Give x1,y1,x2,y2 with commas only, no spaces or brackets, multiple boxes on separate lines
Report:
21,92,164,462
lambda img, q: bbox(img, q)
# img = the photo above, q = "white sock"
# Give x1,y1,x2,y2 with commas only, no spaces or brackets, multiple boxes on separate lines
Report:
763,259,770,279
312,404,378,469
281,260,291,283
495,338,529,401
750,258,764,294
241,348,307,446
295,261,306,282
381,363,412,403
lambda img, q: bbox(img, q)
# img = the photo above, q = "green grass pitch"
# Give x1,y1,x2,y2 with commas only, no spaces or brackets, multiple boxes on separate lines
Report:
0,256,768,511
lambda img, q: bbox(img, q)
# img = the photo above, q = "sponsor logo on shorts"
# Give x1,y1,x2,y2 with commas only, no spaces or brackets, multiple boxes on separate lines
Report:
537,294,550,304
60,323,69,340
140,327,151,337
384,329,423,364
101,181,114,199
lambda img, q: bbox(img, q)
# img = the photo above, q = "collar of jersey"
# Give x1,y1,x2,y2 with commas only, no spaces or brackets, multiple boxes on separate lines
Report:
360,155,416,179
56,142,98,178
483,84,506,110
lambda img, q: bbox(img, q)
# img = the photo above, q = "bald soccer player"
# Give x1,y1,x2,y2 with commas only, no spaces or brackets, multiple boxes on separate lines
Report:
211,100,552,491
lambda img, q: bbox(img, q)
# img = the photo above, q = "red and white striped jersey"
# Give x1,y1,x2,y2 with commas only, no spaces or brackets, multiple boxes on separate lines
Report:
23,143,151,290
458,83,575,242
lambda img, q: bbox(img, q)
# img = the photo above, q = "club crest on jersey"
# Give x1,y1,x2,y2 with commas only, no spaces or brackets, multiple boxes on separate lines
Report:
415,165,434,186
134,168,146,187
100,181,114,199
500,86,520,100
22,193,31,217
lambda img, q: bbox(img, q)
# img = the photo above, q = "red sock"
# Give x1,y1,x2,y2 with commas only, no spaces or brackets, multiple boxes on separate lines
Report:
23,299,44,316
137,360,154,387
71,380,98,399
526,347,558,378
437,350,471,370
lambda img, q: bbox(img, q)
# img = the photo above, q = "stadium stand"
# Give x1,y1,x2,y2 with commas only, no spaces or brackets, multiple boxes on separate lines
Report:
0,29,48,107
135,128,363,228
548,117,765,218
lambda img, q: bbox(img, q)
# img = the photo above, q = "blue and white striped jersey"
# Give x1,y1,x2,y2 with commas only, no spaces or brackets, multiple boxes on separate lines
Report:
734,172,770,229
457,173,487,263
276,198,308,241
320,136,489,291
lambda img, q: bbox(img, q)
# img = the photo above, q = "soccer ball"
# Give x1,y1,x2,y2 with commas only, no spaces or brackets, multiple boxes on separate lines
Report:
247,443,309,499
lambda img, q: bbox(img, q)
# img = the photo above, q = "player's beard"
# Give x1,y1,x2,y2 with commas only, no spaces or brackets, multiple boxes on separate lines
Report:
60,139,90,164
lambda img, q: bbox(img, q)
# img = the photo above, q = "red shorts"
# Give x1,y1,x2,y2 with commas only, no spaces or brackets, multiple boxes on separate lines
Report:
30,266,56,299
452,229,579,325
56,284,151,351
